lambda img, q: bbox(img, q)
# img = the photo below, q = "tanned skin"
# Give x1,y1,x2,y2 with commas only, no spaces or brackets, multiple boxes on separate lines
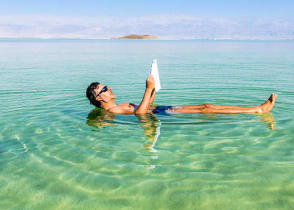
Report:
93,75,276,115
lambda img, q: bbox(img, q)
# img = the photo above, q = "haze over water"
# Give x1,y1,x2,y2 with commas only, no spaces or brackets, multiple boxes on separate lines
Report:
1,39,294,209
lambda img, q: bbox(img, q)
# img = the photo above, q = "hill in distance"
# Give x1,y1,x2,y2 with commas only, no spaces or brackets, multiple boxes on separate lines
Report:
113,34,159,39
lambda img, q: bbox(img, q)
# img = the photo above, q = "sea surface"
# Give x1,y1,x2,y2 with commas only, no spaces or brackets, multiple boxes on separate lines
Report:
0,39,294,210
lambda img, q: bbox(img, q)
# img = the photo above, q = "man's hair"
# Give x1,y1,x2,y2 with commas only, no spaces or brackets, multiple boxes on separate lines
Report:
86,82,101,108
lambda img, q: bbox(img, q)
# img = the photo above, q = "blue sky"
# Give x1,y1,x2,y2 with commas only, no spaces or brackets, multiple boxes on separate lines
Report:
1,0,293,18
0,0,293,39
0,0,294,18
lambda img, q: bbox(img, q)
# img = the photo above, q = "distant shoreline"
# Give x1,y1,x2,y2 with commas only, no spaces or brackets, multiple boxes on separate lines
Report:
112,34,160,40
0,37,293,41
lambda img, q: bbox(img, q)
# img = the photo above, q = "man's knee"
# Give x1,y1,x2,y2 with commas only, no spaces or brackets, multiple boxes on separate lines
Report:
202,107,213,113
202,104,212,108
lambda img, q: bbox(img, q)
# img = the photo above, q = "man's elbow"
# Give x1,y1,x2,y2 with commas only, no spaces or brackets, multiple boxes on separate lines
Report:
135,109,147,115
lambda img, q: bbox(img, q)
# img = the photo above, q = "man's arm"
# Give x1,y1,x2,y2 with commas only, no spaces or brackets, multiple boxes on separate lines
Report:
149,89,156,106
135,75,155,114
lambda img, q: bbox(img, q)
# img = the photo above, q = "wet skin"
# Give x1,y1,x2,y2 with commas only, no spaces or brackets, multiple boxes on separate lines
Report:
92,75,277,115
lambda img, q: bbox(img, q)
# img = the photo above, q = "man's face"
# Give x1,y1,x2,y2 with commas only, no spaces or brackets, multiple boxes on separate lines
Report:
94,84,115,102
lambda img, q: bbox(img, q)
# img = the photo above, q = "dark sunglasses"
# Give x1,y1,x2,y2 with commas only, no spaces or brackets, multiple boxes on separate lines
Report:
95,86,108,97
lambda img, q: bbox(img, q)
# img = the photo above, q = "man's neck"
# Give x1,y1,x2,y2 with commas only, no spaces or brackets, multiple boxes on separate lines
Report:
101,100,116,111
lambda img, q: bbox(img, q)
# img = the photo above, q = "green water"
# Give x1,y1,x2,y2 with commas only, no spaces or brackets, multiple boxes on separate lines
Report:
1,39,294,209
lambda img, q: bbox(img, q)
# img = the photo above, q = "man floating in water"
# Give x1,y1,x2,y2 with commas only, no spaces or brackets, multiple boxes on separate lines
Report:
86,75,276,115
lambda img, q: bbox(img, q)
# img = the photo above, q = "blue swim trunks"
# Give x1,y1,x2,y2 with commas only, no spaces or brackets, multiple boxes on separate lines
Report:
152,106,174,115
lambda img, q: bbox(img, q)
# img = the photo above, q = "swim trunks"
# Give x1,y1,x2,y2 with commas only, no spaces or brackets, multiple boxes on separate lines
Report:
152,106,174,115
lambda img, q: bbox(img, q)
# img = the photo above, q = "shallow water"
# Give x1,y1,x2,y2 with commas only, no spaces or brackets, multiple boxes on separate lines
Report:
1,39,294,209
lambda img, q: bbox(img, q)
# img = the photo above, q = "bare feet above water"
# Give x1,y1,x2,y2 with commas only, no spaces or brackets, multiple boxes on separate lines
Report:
260,93,277,113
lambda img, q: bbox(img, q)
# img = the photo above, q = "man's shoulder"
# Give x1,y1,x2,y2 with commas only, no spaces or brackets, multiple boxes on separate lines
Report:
118,102,138,108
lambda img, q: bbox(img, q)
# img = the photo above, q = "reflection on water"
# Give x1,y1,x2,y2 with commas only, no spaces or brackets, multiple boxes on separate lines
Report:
258,113,276,130
87,108,162,169
136,114,161,169
86,108,276,170
86,108,115,128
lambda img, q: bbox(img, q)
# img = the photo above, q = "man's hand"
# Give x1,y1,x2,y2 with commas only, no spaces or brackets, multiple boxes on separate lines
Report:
146,74,155,90
135,74,156,114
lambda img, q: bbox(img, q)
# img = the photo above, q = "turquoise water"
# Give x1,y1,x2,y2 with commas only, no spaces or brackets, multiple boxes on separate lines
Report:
1,39,294,209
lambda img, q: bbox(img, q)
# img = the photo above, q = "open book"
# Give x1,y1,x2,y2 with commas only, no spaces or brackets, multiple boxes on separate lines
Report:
149,59,161,92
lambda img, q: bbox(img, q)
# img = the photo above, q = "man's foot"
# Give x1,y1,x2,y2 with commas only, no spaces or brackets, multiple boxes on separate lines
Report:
260,93,277,113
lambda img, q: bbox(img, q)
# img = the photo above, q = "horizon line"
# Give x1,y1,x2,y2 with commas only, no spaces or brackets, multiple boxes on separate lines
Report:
1,37,294,41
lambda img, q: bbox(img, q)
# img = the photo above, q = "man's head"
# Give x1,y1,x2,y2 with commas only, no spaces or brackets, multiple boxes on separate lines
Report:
86,82,114,108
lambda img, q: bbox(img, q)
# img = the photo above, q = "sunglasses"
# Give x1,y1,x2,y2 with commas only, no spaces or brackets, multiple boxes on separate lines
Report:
95,86,108,97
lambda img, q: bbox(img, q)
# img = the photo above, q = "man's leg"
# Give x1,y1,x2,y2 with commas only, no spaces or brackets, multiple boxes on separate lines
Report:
172,93,276,114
